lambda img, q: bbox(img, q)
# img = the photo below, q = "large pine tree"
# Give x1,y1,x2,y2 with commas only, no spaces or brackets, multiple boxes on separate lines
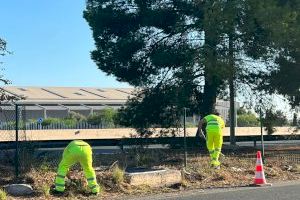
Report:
84,0,299,131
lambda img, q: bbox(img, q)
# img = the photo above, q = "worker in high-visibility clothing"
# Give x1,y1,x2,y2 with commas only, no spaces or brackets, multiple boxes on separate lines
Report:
53,140,100,195
198,112,225,169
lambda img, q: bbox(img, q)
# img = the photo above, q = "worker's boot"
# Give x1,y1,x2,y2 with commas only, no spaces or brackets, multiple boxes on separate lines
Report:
210,160,217,168
213,160,221,170
214,165,220,170
50,185,66,197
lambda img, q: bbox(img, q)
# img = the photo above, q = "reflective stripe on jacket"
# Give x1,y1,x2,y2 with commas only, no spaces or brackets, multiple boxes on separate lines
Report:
204,114,225,133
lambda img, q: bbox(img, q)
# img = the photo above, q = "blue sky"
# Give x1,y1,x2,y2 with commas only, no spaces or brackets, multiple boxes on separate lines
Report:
0,0,130,88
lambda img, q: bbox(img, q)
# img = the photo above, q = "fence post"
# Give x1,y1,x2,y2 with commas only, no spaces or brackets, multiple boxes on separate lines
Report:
260,106,265,162
15,104,20,178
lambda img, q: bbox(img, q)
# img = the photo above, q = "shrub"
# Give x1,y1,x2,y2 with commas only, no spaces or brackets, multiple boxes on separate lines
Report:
41,118,61,127
263,109,288,135
67,111,87,122
41,111,86,127
61,118,77,127
87,113,102,126
237,114,259,127
112,165,124,184
236,108,260,127
87,108,117,127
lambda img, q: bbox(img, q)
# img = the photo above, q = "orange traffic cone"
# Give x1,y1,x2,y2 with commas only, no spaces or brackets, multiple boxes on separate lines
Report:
254,151,272,186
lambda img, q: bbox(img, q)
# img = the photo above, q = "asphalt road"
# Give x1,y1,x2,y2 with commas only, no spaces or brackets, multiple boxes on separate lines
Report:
122,181,300,200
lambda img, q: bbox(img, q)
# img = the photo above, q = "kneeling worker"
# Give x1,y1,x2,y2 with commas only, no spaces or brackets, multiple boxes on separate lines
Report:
198,112,225,169
53,140,100,195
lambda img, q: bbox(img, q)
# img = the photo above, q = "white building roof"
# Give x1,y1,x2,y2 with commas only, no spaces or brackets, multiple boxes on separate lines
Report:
1,86,135,105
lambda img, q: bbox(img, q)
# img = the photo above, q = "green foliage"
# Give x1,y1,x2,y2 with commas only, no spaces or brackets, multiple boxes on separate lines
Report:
87,114,102,125
61,111,87,127
3,120,29,130
87,108,117,127
237,108,247,115
41,118,61,126
41,112,87,127
61,118,77,127
84,0,300,132
258,0,300,107
237,114,259,127
0,188,6,200
292,113,299,126
237,108,259,127
263,109,289,135
115,88,184,136
67,111,87,122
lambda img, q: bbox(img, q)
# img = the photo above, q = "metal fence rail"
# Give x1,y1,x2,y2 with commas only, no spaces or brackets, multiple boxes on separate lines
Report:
1,135,300,150
0,121,117,130
1,103,299,179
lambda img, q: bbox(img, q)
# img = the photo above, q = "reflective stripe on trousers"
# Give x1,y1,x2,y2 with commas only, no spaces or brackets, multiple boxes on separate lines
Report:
206,131,223,167
55,174,65,192
54,141,100,193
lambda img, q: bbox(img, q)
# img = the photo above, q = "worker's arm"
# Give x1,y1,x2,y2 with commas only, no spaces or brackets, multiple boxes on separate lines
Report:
197,118,207,136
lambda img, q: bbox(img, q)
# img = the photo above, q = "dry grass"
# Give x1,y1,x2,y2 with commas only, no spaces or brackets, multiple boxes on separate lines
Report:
0,149,300,199
112,165,125,185
41,185,50,198
0,188,7,200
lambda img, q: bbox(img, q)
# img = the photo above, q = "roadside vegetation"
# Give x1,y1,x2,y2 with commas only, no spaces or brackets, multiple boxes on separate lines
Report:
0,108,120,130
0,146,299,200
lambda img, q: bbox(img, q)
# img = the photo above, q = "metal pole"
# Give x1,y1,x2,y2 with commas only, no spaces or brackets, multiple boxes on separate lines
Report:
229,79,236,145
15,104,19,178
260,106,265,162
183,108,187,168
229,34,236,146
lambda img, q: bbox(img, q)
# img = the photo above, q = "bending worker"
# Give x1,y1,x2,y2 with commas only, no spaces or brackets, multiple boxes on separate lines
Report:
198,112,225,169
53,140,100,195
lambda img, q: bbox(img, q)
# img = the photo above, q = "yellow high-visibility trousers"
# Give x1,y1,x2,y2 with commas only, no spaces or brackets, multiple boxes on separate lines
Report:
206,131,223,167
55,140,100,194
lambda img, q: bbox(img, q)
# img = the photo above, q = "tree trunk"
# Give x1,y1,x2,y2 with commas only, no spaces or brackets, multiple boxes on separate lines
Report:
202,79,217,116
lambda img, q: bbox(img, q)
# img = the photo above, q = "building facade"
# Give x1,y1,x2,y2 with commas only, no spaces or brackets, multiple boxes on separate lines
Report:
0,86,238,123
0,86,134,121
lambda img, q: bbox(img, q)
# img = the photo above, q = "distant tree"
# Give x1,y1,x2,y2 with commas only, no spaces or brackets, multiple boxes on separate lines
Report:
237,108,259,127
41,118,61,127
237,108,248,115
263,109,289,135
67,111,87,122
87,108,117,127
292,113,298,126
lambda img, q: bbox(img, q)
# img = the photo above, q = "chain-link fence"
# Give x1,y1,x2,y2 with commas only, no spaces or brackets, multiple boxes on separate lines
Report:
0,104,299,179
0,104,16,177
0,104,40,177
